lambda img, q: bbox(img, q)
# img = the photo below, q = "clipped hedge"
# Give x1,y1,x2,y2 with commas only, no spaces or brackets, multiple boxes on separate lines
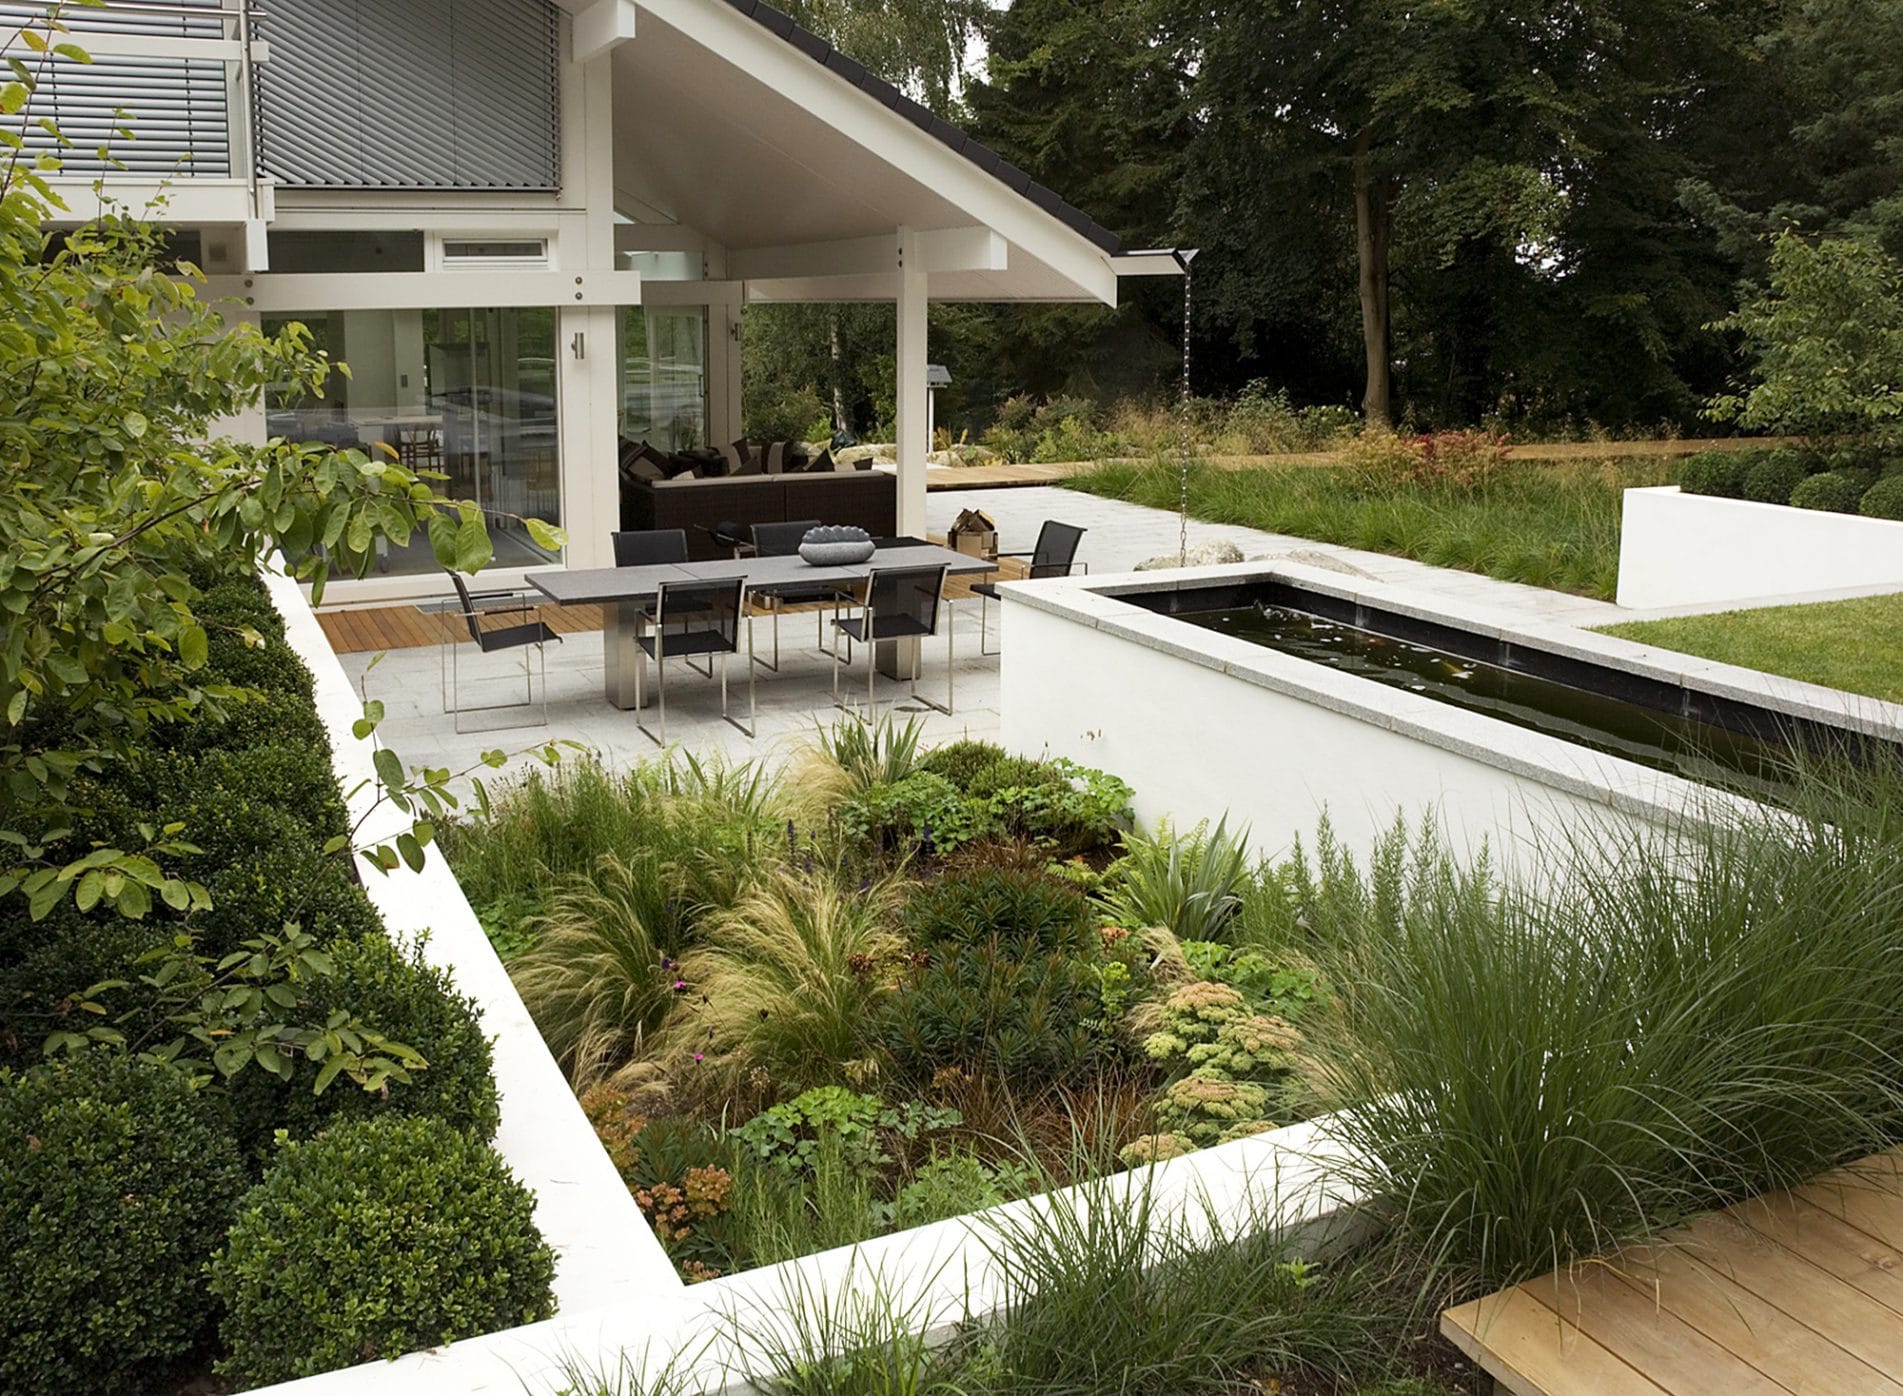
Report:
1862,475,1903,520
0,1052,244,1396
210,1116,556,1386
1678,449,1756,499
1742,453,1811,505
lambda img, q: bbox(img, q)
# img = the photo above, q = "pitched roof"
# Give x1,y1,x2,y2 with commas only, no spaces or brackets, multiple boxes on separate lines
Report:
717,0,1123,256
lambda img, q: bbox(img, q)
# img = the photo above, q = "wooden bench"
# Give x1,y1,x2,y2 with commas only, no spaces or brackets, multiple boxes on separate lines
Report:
1442,1145,1903,1395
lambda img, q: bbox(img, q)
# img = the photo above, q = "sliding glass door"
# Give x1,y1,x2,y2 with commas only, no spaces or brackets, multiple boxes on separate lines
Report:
265,305,562,576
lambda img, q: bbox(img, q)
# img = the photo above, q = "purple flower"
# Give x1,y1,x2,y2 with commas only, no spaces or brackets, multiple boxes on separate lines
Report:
673,979,688,993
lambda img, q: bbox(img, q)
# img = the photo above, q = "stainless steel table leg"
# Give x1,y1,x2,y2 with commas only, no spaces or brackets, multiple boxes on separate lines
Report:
604,600,650,709
875,636,920,680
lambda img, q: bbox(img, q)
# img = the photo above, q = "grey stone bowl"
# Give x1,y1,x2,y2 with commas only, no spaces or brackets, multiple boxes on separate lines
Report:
799,525,875,566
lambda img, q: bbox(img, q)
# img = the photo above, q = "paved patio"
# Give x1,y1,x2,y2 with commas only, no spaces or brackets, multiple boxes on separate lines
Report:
338,486,1625,779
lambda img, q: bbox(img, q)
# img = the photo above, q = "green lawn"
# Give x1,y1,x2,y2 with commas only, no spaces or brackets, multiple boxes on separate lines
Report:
1061,456,1677,600
1599,592,1903,703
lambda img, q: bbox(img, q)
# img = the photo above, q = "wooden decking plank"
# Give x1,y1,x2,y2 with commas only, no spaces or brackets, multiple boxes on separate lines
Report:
1612,1235,1903,1396
1441,1287,1672,1396
1519,1262,1792,1396
1652,1205,1903,1382
329,607,378,654
1734,1194,1903,1320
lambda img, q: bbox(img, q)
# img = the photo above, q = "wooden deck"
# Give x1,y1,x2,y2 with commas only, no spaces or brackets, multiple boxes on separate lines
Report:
1443,1145,1903,1395
316,548,1026,655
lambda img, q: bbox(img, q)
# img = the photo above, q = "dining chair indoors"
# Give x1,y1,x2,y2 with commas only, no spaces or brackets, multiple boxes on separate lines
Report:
635,576,754,746
831,563,953,719
971,520,1087,655
444,570,561,733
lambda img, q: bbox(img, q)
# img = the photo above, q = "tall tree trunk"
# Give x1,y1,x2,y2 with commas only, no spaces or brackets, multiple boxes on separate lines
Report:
828,313,848,430
1353,132,1393,427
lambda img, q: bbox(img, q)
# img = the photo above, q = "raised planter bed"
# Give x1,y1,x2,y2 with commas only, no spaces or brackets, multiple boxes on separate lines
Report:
1616,485,1903,610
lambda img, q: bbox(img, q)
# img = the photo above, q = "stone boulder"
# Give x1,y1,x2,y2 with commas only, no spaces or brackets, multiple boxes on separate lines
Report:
1134,540,1246,571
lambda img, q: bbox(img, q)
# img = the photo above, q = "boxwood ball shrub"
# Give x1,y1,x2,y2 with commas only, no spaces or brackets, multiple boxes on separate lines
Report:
1742,452,1811,505
1789,468,1875,513
210,1116,556,1386
1862,475,1903,520
227,930,501,1156
1678,449,1756,499
0,1052,244,1396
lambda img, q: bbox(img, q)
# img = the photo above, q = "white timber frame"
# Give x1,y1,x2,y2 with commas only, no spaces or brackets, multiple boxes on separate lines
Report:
41,0,1179,607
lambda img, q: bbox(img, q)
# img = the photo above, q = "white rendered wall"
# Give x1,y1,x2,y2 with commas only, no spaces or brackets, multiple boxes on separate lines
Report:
1617,485,1903,609
998,584,1690,870
264,567,680,1317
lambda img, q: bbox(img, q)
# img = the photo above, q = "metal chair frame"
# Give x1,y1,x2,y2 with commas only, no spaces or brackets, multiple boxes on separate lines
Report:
634,577,756,747
745,518,836,672
443,571,560,733
976,521,1089,655
831,564,953,719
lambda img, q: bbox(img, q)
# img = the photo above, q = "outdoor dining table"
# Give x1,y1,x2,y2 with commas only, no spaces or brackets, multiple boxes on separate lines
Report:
525,537,993,710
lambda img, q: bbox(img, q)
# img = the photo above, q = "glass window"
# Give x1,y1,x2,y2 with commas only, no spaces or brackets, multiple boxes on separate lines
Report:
617,306,707,453
263,306,561,576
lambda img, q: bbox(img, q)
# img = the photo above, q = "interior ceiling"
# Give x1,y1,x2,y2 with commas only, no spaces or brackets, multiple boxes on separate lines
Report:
608,10,1096,301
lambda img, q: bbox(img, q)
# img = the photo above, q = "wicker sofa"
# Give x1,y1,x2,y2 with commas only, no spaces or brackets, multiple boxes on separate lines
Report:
618,469,897,561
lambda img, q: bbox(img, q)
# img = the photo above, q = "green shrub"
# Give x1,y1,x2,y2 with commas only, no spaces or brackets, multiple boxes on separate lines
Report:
1678,449,1757,498
838,770,992,854
1861,474,1903,520
880,942,1116,1087
919,738,1010,790
900,863,1095,959
1789,468,1875,513
210,1116,556,1386
0,1052,245,1396
978,758,1135,856
893,1150,1032,1229
228,930,500,1154
1742,452,1810,504
730,1085,959,1179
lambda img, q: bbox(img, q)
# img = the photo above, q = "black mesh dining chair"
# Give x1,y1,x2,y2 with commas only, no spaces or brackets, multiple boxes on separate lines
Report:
444,570,562,733
635,576,754,746
831,563,952,718
611,528,689,567
747,518,826,671
971,520,1088,655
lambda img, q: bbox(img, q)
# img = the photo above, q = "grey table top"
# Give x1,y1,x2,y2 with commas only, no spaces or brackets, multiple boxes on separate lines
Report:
525,541,992,608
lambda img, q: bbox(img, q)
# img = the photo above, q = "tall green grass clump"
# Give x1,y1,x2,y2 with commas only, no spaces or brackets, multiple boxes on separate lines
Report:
1096,817,1254,943
1306,765,1903,1296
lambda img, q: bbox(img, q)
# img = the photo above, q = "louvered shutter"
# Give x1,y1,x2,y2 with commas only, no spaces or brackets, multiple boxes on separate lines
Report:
256,0,561,191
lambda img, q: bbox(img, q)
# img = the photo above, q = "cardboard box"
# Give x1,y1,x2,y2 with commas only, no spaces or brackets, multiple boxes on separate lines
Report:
948,507,998,558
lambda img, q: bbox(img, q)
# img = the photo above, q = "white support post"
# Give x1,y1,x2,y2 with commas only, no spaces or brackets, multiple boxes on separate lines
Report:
895,226,928,538
882,227,929,678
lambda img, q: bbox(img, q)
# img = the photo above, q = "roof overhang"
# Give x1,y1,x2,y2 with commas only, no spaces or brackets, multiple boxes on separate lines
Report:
606,0,1155,304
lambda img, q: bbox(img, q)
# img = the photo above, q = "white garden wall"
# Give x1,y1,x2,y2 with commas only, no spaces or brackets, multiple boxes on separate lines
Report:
264,569,680,1315
1616,485,1903,609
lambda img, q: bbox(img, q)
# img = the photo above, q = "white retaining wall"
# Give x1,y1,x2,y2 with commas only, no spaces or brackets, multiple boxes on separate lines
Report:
1616,485,1903,609
265,570,679,1317
996,565,1733,869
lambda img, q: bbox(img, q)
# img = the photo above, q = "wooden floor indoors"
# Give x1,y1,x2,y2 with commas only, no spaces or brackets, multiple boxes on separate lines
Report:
317,547,1027,655
1443,1144,1903,1395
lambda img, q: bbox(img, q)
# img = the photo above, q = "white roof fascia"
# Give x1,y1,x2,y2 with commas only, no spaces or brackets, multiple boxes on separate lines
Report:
632,0,1119,306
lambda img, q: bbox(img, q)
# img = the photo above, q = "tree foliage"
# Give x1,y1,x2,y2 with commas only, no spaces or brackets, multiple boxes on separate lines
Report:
0,16,560,917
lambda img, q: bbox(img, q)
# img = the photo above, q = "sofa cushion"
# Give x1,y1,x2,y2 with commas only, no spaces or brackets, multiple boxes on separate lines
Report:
618,439,671,484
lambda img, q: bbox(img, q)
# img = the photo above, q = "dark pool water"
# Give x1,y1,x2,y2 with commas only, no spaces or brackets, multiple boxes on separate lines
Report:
1181,604,1797,793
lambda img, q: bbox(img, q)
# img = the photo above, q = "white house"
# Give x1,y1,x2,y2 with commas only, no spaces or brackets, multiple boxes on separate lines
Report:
28,0,1176,603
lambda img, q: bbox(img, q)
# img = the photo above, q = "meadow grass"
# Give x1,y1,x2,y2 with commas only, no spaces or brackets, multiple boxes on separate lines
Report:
1600,591,1903,703
1063,456,1679,599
